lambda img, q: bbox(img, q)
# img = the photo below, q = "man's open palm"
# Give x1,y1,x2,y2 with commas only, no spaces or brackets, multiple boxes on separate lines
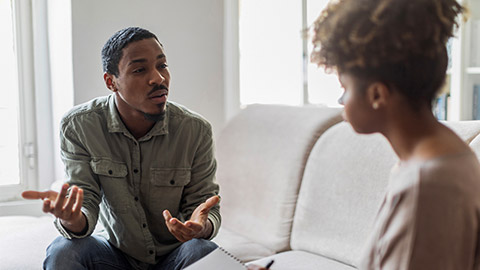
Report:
163,195,219,242
22,183,86,232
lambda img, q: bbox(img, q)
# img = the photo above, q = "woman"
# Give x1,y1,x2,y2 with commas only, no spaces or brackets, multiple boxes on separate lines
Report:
251,0,480,269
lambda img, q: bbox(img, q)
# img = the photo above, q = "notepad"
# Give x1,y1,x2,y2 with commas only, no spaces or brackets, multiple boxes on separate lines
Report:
184,247,247,270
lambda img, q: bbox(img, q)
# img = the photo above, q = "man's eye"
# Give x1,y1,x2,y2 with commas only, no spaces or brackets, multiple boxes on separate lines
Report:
159,64,168,69
133,68,145,73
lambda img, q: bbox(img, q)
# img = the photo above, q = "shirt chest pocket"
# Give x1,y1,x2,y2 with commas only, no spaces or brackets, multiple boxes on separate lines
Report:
90,159,130,214
149,168,191,214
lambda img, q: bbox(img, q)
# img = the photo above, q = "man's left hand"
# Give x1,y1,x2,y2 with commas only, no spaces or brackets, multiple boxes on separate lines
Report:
163,195,219,242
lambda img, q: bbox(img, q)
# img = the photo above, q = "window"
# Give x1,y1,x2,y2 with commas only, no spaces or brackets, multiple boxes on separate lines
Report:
305,0,343,107
0,0,37,202
239,0,342,107
239,0,303,106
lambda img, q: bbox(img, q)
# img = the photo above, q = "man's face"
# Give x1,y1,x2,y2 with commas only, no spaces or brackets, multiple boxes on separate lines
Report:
110,38,171,120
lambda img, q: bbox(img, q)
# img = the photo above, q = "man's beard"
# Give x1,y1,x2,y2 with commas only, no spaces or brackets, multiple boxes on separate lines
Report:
143,103,166,122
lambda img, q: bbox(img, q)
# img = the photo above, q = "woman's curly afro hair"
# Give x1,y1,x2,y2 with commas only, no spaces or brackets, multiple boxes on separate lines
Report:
311,0,465,108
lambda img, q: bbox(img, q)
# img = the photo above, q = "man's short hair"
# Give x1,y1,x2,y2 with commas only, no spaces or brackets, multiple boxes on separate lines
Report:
101,27,162,77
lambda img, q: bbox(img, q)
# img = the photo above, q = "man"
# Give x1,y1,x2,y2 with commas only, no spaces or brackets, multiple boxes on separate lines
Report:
22,27,221,270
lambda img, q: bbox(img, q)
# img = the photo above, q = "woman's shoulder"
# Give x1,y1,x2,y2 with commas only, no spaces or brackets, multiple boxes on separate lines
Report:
389,152,480,203
420,151,479,181
414,152,480,207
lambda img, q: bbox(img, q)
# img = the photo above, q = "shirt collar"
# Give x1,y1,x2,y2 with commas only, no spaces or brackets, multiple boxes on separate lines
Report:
106,94,169,139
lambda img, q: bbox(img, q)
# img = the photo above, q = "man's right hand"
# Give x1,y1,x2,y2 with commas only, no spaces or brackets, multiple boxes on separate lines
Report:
22,183,86,233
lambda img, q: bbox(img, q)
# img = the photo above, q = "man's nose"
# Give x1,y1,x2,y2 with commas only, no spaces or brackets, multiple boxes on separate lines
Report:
149,70,165,85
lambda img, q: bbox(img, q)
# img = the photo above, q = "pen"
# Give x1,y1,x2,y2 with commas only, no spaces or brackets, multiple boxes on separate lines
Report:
265,259,275,269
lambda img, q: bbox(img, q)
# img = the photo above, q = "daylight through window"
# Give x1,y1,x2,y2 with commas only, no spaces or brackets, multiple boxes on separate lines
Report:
239,0,343,107
0,0,21,187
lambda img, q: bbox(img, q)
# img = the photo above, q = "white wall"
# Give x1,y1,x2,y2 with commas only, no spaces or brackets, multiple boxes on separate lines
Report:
70,0,226,135
47,0,74,189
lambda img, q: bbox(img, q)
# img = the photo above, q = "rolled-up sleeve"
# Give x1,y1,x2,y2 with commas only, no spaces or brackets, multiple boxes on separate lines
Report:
180,124,221,239
55,119,102,239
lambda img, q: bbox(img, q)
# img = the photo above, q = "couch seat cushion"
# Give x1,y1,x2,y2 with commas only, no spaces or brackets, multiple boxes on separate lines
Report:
0,215,57,270
248,250,355,270
213,227,276,262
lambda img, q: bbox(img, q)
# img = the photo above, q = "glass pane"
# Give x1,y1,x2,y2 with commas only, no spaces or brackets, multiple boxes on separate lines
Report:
239,0,303,106
0,0,21,186
306,0,343,107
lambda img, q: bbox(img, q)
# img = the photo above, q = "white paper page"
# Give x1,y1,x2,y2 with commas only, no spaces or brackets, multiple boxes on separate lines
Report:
184,247,247,270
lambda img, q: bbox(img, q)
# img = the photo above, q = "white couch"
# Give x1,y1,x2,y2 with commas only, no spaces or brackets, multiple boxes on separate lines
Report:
213,104,480,269
2,104,480,270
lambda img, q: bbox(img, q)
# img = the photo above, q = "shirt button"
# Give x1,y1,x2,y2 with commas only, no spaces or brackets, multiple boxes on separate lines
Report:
108,170,113,175
143,223,147,228
134,197,139,201
149,250,154,255
170,179,175,185
134,169,139,173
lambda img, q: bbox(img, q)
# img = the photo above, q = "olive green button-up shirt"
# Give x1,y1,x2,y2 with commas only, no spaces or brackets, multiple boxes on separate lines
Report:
53,94,220,266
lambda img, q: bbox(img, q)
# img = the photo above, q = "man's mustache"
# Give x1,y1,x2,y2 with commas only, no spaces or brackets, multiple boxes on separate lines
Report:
147,85,168,96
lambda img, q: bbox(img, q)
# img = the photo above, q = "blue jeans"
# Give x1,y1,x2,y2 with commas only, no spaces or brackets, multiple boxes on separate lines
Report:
43,235,218,270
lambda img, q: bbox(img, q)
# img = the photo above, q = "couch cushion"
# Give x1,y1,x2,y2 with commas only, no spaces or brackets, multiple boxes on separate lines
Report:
215,104,343,260
0,215,57,270
291,122,396,267
0,214,109,270
248,250,355,270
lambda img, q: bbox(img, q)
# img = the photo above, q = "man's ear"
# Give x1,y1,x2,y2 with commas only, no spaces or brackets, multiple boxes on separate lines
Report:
366,82,390,110
103,73,116,92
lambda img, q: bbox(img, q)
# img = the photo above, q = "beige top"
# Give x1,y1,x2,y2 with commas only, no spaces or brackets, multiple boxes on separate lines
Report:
360,151,480,270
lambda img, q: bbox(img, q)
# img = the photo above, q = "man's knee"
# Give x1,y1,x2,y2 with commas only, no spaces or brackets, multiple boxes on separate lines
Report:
44,236,98,269
182,238,218,258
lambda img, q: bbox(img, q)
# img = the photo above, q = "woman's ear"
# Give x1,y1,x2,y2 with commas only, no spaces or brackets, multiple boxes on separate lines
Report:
366,82,390,110
103,73,116,92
